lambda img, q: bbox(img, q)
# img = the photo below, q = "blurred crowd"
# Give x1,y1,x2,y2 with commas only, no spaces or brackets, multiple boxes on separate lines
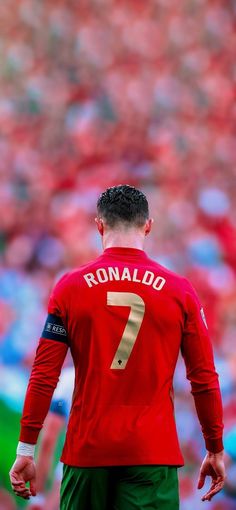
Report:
0,0,235,508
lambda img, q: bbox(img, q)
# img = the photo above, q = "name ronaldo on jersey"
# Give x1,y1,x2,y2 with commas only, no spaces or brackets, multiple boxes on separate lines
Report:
83,266,166,291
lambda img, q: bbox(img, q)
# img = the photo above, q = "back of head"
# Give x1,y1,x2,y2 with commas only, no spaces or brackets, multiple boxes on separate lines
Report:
97,185,149,228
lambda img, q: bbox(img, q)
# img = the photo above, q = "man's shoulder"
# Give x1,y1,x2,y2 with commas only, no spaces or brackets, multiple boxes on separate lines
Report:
54,256,103,286
145,255,189,287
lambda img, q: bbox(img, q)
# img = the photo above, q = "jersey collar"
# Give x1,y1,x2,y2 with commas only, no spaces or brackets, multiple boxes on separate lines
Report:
104,247,148,258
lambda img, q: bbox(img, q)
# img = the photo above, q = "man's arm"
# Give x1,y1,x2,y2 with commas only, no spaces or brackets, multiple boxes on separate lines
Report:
181,281,225,501
9,313,69,500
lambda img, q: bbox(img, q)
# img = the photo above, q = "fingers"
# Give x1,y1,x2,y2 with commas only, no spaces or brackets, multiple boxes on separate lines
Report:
10,478,26,493
10,473,34,500
12,482,32,500
13,487,32,499
10,479,25,486
12,484,31,499
16,493,31,500
201,478,225,501
13,486,32,500
197,472,206,490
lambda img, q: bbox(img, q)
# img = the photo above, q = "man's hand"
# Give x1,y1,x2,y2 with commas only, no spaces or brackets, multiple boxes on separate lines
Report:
198,450,226,501
9,455,36,500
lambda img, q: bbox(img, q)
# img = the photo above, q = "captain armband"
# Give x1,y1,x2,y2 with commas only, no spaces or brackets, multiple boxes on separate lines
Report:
41,314,69,345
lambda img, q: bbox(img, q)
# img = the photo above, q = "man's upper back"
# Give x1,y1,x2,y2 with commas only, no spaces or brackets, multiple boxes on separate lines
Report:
49,248,189,397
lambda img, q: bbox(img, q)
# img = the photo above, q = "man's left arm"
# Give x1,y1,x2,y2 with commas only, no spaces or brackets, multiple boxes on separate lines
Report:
181,280,225,501
9,313,69,500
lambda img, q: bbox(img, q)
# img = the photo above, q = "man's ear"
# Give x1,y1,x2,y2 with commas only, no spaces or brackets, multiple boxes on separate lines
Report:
95,217,104,236
144,218,154,236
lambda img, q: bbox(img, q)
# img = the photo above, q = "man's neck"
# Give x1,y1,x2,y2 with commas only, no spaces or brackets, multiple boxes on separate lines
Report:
102,231,145,251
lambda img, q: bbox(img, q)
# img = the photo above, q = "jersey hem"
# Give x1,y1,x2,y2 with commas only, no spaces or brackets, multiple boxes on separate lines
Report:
60,454,184,468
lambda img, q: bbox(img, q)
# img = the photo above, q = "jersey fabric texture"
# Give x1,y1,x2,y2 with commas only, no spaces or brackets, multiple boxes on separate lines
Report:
19,247,223,467
60,464,179,510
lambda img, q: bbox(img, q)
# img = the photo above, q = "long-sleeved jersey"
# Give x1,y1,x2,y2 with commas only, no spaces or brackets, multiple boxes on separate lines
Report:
19,247,223,467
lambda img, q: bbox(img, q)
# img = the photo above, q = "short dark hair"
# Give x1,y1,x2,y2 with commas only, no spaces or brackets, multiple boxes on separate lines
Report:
97,185,149,228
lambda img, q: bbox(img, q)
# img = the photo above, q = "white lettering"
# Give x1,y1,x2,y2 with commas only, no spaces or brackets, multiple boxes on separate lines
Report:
84,267,166,291
142,270,154,286
96,268,109,283
153,276,166,291
108,266,120,281
132,268,141,282
121,267,131,281
84,273,98,288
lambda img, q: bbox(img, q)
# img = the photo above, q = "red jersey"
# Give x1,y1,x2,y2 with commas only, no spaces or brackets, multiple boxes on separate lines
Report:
20,247,223,466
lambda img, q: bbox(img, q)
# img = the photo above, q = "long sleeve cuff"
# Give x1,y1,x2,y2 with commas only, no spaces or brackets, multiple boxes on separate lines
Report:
205,437,224,453
19,426,40,444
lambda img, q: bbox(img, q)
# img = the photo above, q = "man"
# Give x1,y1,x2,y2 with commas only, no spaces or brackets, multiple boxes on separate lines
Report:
10,185,225,509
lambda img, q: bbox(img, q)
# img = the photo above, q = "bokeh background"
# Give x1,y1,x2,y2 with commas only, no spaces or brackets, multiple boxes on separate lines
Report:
0,0,236,509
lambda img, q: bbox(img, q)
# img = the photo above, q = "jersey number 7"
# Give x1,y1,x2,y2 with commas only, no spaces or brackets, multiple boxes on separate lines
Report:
107,292,145,370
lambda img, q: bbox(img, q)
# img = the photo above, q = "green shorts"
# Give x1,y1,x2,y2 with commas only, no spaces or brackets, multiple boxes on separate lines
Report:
60,464,179,510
